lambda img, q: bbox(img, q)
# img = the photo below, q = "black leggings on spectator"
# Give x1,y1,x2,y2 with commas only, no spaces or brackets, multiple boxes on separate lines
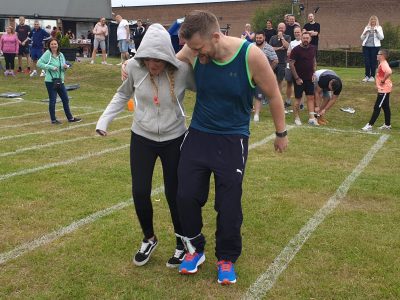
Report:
369,93,391,126
130,131,184,246
3,53,16,69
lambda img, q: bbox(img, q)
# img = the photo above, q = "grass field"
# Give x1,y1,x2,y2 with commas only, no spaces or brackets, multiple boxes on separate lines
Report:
0,57,399,299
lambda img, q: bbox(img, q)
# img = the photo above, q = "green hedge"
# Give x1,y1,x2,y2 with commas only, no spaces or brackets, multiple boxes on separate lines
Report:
318,49,400,67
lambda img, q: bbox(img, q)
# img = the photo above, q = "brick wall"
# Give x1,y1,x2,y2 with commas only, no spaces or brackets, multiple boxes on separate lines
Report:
112,0,400,50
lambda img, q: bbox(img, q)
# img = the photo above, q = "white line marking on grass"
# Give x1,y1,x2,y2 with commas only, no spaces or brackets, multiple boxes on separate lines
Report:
0,144,130,181
243,134,389,300
0,186,165,265
0,110,104,129
0,114,130,141
0,99,23,106
0,109,65,120
298,125,382,135
0,128,128,158
0,132,282,265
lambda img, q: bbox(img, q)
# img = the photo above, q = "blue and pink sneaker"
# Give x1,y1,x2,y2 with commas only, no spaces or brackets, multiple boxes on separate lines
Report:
217,260,237,285
179,252,205,274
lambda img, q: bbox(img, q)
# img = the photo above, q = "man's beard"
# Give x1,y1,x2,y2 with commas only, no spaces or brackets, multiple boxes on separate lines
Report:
255,40,264,46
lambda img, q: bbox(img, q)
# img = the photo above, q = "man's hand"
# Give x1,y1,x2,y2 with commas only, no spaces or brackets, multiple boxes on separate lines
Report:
121,61,128,81
96,129,107,136
274,136,288,153
295,77,303,85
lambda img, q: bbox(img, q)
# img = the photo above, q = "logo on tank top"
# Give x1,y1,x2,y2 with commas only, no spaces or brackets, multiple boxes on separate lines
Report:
229,72,238,77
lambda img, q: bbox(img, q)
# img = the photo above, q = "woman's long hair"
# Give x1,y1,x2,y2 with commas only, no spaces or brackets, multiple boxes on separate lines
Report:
368,15,380,27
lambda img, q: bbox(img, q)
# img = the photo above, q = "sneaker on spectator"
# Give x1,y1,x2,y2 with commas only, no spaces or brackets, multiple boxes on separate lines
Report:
4,71,8,76
378,124,391,130
51,119,62,125
217,260,237,285
362,76,369,82
253,114,259,122
308,118,319,126
179,252,205,274
68,117,82,123
133,238,158,266
361,123,373,131
294,118,302,126
101,61,109,65
300,103,304,110
284,99,291,108
90,60,94,64
166,245,186,268
30,70,37,77
368,76,375,82
40,70,46,77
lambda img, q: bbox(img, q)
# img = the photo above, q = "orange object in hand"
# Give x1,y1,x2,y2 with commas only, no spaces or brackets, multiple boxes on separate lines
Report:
127,98,134,111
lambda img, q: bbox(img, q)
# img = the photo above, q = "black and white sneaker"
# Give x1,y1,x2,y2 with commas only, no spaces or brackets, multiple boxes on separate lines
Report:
133,238,158,266
68,117,82,123
166,245,186,268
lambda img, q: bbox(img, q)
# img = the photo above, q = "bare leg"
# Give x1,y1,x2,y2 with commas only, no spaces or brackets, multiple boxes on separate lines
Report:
101,49,107,62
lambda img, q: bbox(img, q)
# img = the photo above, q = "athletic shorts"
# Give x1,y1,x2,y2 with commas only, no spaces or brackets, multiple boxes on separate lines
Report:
118,40,129,53
18,44,30,56
94,38,106,51
254,86,266,101
30,48,43,61
294,80,314,99
285,67,293,82
274,64,285,82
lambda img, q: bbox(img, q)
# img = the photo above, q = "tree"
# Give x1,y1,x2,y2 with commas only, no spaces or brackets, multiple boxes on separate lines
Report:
252,2,296,32
381,22,400,50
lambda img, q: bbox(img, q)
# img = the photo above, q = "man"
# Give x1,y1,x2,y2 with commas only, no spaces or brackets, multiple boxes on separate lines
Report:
284,15,297,41
115,15,130,65
269,23,291,108
314,69,343,125
175,10,288,285
28,20,50,77
285,26,302,108
16,16,31,74
253,31,278,122
132,19,146,50
289,32,318,126
303,13,321,52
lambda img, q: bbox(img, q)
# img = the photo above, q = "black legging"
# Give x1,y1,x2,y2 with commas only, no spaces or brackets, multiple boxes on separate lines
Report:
3,53,16,69
130,131,184,246
369,93,391,126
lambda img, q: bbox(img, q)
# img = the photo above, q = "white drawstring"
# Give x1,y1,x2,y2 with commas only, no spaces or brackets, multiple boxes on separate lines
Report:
175,233,201,255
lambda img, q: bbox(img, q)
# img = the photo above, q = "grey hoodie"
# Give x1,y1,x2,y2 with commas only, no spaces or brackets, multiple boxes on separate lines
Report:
96,23,195,142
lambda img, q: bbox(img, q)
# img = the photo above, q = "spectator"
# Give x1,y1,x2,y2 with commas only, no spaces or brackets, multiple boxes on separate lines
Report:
96,24,195,268
313,69,343,125
269,23,291,106
263,19,277,44
303,13,321,51
65,29,75,39
28,20,50,77
285,26,302,108
115,14,130,65
285,15,297,41
241,23,255,42
87,29,94,54
289,32,318,126
360,15,384,82
45,25,52,35
253,30,278,122
16,16,31,74
362,49,392,131
37,38,81,124
0,26,19,77
91,17,109,65
132,19,146,50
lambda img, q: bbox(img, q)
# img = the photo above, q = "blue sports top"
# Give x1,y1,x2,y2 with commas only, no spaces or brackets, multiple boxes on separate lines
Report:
190,40,255,136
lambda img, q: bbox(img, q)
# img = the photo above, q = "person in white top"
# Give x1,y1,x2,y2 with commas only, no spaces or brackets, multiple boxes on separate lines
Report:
360,15,384,82
116,15,130,65
91,17,109,65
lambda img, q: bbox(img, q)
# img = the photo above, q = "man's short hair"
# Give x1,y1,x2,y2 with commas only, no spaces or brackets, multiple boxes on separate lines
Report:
331,79,341,93
255,30,265,36
179,10,220,40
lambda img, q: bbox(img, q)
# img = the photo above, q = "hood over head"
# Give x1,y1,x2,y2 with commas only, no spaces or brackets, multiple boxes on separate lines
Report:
134,23,180,69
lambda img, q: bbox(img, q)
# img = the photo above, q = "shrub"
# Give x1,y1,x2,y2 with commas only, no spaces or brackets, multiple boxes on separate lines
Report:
252,2,300,32
60,35,71,48
381,22,400,50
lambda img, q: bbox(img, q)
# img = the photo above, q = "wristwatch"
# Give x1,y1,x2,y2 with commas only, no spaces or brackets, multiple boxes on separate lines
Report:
275,130,288,138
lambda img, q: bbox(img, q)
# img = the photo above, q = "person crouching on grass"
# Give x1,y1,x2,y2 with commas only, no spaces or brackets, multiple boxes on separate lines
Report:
96,24,195,268
362,49,392,131
37,38,81,124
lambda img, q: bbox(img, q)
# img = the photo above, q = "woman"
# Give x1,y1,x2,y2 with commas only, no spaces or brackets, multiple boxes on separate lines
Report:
241,23,255,42
264,19,277,44
90,17,109,64
360,15,384,82
0,26,19,77
96,24,195,268
37,38,81,124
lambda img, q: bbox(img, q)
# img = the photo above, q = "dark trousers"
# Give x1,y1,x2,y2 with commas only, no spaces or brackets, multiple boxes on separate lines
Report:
177,128,248,263
363,46,380,78
130,132,184,246
4,53,16,69
369,93,391,126
45,82,73,122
